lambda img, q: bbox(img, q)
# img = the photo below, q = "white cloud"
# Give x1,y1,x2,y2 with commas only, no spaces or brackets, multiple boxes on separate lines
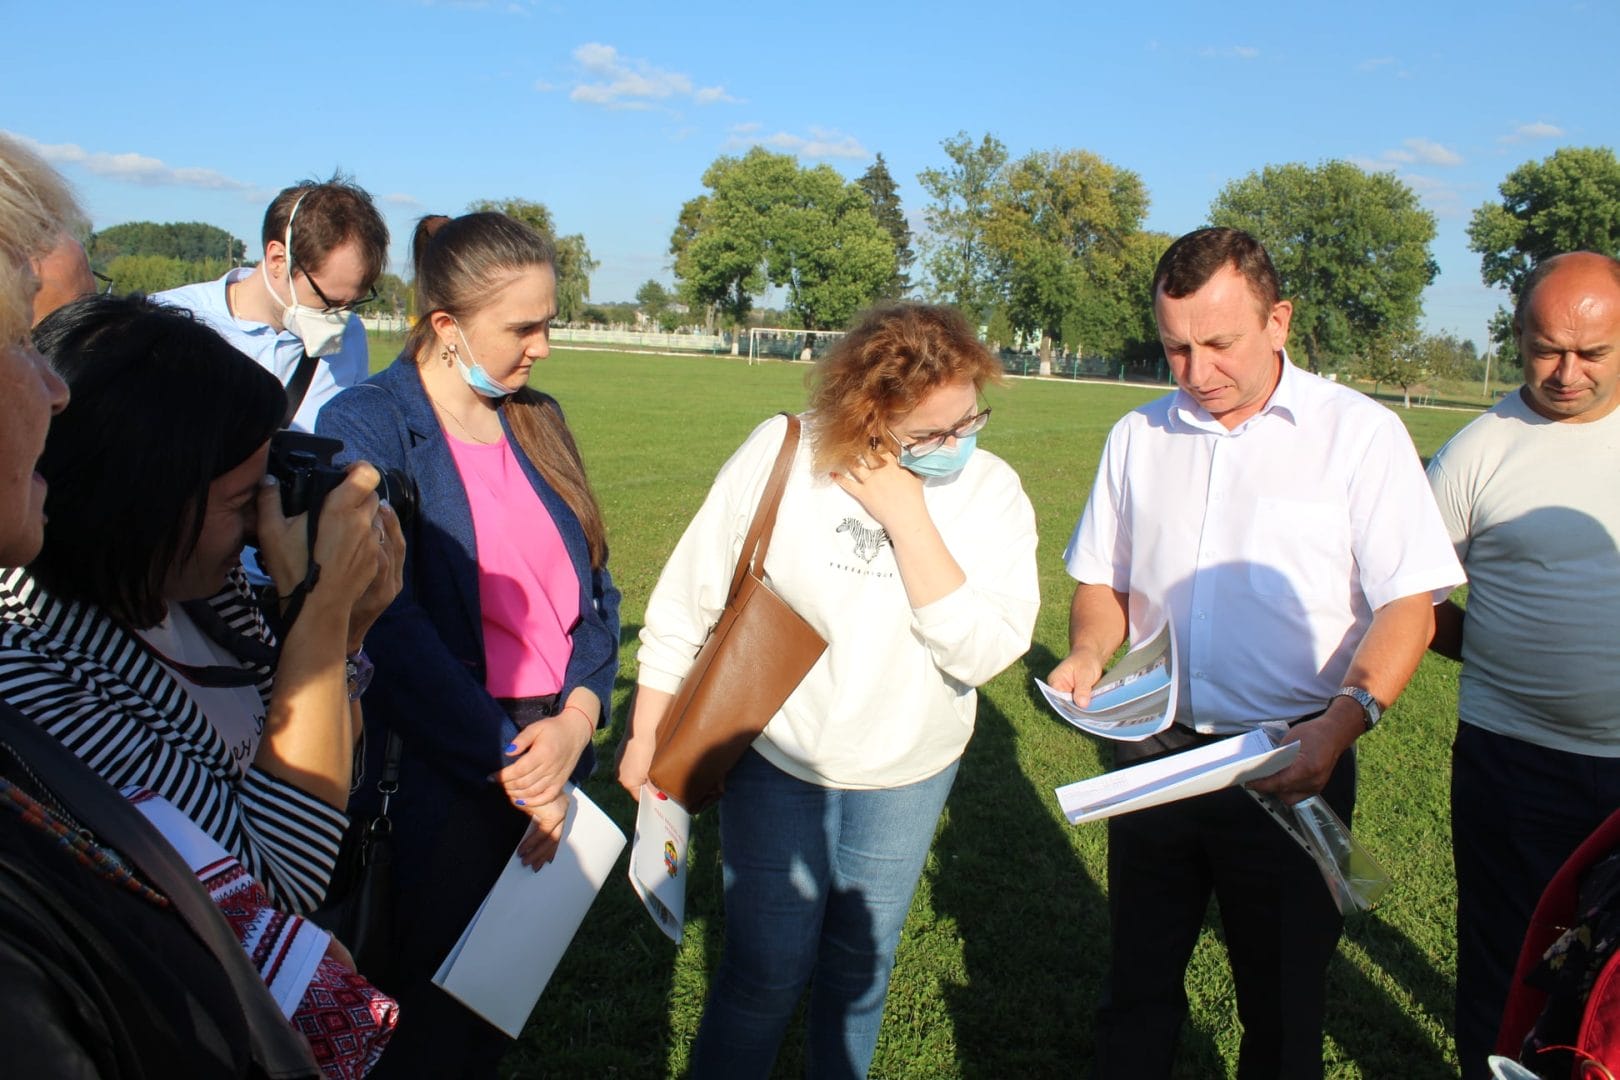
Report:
381,193,423,208
729,121,762,134
1401,137,1464,167
11,133,256,192
1501,121,1565,143
1358,56,1395,71
1370,137,1464,169
1199,45,1259,59
728,125,869,160
533,78,556,92
566,43,739,109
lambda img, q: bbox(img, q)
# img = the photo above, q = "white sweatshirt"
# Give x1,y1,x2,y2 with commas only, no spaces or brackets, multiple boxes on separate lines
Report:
637,413,1040,789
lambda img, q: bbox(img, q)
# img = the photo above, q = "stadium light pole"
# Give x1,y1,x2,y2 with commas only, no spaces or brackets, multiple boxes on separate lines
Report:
1480,326,1492,401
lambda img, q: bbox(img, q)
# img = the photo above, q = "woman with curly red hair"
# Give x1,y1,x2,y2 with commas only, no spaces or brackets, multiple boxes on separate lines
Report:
619,302,1039,1078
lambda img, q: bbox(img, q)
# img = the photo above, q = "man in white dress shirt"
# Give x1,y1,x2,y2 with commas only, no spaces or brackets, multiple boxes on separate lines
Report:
1049,227,1464,1079
155,176,388,432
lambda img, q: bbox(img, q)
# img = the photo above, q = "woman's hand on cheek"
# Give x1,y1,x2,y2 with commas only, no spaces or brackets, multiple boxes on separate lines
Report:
830,448,926,533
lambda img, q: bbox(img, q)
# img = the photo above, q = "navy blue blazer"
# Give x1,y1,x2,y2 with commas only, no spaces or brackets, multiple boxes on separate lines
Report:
316,358,621,805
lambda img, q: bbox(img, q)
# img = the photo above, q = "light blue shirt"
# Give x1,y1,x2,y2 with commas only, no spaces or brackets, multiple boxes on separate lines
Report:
154,268,369,433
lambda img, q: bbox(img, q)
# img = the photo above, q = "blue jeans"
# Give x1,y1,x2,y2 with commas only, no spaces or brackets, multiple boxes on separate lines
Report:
690,749,959,1079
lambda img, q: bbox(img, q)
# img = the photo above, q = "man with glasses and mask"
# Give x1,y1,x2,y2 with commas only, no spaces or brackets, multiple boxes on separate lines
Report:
1048,227,1462,1079
156,175,389,432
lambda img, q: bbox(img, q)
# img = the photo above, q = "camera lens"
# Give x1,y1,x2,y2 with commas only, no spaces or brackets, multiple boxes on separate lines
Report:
377,468,418,528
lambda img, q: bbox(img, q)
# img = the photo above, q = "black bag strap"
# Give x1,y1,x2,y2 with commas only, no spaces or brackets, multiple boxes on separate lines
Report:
727,413,801,602
281,353,320,427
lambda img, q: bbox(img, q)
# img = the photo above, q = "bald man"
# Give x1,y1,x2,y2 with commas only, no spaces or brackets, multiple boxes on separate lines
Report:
30,230,95,327
1427,251,1620,1077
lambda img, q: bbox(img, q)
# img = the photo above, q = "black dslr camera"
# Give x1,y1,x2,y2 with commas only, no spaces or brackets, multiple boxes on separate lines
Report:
266,431,417,527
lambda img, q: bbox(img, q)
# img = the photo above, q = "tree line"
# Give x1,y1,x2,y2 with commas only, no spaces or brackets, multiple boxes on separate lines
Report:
670,137,1620,386
82,142,1620,381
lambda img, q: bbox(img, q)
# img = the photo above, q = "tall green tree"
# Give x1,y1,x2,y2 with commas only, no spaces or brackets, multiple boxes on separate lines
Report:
857,153,914,299
983,148,1150,369
466,197,598,323
766,165,895,332
89,221,245,265
1468,146,1620,299
671,148,895,340
1211,161,1438,373
917,132,1008,321
1468,146,1620,357
106,254,235,295
372,271,411,317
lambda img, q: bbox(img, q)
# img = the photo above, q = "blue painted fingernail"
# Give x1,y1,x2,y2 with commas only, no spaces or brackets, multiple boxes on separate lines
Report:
516,798,526,806
504,743,518,754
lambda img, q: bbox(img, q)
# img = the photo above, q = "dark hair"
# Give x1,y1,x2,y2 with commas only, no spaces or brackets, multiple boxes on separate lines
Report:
29,295,286,626
406,211,608,568
1152,226,1281,315
261,174,389,286
807,302,1004,473
1513,251,1620,336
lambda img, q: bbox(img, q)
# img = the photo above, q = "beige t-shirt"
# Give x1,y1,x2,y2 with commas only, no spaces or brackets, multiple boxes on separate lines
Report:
1427,390,1620,755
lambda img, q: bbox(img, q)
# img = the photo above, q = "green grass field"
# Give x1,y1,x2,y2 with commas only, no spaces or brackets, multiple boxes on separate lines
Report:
369,337,1481,1078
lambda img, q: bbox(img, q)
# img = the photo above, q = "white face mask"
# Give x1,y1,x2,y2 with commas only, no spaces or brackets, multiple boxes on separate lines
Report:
262,194,350,358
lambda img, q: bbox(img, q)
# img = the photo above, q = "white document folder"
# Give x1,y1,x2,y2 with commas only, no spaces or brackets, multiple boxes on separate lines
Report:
1054,727,1299,825
432,785,626,1037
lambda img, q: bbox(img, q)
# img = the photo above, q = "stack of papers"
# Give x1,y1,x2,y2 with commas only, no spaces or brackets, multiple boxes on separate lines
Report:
1054,727,1299,825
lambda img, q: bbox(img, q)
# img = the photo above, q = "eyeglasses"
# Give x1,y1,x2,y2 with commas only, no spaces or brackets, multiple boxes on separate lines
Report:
890,406,991,458
91,270,115,296
296,264,377,314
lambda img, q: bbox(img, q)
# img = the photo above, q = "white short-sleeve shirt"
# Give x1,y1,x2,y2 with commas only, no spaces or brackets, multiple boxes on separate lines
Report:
1064,355,1464,732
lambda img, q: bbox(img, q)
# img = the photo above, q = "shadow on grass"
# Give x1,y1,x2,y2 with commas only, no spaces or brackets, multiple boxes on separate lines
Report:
1323,914,1457,1077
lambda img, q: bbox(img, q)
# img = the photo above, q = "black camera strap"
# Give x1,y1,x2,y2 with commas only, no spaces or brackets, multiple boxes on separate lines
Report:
121,599,278,690
281,354,319,428
264,509,323,642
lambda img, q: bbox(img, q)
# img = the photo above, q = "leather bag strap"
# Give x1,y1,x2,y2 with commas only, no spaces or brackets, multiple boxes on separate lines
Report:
726,413,801,602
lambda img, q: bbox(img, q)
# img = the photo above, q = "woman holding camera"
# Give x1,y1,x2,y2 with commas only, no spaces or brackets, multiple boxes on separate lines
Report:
317,211,619,1078
618,303,1038,1078
0,294,402,915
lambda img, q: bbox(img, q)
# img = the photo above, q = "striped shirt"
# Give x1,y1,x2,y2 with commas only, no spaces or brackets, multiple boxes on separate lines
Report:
0,566,347,913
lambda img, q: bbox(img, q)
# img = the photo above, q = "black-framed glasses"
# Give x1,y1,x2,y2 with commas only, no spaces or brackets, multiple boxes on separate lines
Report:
891,406,992,458
91,269,115,296
296,264,377,314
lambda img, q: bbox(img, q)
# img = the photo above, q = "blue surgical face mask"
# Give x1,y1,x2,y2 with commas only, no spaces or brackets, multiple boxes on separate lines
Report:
452,323,517,399
900,433,977,478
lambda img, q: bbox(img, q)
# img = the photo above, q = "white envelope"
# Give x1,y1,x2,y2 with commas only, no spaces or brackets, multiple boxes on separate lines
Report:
431,786,626,1038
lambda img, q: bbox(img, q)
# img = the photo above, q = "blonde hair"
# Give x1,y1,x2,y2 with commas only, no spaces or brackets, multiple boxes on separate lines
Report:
0,134,83,347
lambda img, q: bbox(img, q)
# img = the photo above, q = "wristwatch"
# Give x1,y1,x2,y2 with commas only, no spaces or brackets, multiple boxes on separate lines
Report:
1333,686,1382,730
345,650,375,701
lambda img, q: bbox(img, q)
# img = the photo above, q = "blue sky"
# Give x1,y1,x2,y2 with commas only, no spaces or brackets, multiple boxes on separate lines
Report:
5,0,1614,343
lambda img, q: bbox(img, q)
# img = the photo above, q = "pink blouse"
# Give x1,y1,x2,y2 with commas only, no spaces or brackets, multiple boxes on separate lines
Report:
444,432,580,698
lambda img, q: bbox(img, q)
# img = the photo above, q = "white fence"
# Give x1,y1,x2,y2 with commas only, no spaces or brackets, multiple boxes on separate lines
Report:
550,327,729,352
358,318,731,355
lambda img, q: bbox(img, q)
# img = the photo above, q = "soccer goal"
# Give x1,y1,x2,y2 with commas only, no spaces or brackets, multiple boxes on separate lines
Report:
746,327,846,365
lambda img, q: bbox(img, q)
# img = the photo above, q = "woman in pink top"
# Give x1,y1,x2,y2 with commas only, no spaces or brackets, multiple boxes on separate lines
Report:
318,212,620,1080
